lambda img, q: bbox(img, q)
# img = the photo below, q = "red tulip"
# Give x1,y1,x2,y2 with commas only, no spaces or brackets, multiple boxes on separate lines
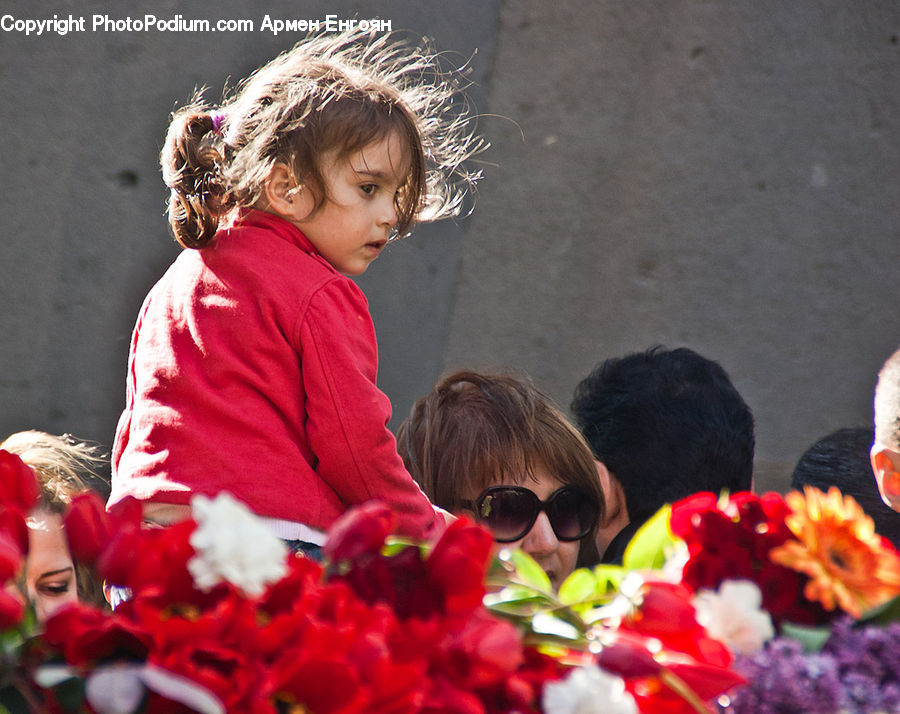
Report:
0,449,39,514
96,525,145,588
0,508,29,561
427,516,493,615
325,501,395,563
258,554,323,616
629,582,700,636
64,491,111,564
43,603,151,665
0,529,25,583
151,641,266,713
272,658,367,714
0,587,24,629
422,675,484,714
597,641,662,679
437,609,524,688
669,492,718,537
666,659,747,701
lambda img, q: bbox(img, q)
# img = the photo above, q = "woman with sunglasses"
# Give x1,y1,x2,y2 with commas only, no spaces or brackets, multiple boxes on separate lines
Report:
397,370,605,589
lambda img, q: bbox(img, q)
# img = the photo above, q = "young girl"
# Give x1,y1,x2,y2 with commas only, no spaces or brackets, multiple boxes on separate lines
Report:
396,371,605,589
109,30,481,546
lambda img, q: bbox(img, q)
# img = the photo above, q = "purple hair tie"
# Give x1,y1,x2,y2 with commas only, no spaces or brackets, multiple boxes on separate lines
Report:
209,110,226,135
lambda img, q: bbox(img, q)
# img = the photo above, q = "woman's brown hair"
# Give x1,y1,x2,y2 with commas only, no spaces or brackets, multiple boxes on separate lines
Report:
397,371,605,560
161,29,484,249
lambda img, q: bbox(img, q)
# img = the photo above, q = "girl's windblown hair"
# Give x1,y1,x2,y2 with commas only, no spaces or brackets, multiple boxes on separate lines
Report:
161,29,485,249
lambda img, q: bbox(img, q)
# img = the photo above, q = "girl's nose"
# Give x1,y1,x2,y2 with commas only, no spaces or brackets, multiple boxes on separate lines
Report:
521,512,558,559
378,197,398,228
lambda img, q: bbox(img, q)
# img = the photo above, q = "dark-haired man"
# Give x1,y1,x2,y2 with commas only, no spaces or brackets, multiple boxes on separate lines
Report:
793,426,900,548
572,346,755,564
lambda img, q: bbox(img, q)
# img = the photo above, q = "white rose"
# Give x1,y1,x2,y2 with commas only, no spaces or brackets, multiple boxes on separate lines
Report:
543,665,638,714
187,492,288,598
692,579,775,655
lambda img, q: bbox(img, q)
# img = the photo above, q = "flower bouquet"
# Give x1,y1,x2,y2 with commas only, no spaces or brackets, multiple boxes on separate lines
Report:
671,488,900,713
3,447,562,713
3,443,900,714
495,486,900,713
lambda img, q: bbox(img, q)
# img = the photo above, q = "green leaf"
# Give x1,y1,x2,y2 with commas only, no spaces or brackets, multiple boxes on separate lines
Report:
781,621,832,653
484,585,552,618
381,537,423,558
859,591,900,625
580,604,618,626
486,552,511,579
0,686,30,714
558,568,596,605
531,611,582,641
485,598,549,619
1,608,35,653
534,642,573,660
486,584,546,603
591,564,625,593
53,677,85,712
622,504,675,571
506,549,553,593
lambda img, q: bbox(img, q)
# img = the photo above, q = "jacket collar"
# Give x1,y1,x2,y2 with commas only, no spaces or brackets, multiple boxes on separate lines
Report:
234,208,319,257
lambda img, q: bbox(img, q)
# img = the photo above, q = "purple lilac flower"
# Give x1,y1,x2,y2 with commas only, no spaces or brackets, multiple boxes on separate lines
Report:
822,617,900,712
727,620,900,713
728,639,841,714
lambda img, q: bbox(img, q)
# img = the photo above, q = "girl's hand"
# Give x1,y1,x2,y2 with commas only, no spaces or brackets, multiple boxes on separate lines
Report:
428,505,456,540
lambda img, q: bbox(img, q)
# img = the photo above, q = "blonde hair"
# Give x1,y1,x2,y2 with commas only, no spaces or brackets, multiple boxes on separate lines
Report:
1,430,105,513
161,29,484,248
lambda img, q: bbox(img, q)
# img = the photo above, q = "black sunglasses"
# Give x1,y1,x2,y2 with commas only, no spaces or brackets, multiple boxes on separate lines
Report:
464,485,598,543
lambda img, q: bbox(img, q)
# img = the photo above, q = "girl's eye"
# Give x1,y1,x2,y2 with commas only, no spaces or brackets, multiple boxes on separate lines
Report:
360,184,377,196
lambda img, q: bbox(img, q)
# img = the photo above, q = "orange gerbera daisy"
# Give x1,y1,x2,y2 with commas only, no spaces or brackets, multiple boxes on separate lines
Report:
770,486,900,618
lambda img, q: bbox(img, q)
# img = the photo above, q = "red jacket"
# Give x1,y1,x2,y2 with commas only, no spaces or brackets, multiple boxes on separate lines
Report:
110,209,438,537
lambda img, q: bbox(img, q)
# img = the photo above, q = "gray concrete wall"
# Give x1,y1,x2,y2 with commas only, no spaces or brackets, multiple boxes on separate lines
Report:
2,0,898,492
444,0,900,491
0,0,499,484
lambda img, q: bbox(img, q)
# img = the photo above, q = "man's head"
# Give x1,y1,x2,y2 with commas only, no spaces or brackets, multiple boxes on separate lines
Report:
871,348,900,510
793,426,900,547
571,346,755,524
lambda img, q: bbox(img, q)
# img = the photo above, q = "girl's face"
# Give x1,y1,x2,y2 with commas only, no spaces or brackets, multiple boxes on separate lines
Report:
462,464,582,591
24,510,78,622
283,131,409,276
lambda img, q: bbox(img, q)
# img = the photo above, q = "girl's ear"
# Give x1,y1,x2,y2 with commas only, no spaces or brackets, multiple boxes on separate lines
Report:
263,163,302,218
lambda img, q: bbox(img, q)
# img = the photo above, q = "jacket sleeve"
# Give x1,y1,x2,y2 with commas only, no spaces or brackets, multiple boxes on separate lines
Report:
298,278,440,538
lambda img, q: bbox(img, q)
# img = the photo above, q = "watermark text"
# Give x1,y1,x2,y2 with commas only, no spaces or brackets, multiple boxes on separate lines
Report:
1,13,392,37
